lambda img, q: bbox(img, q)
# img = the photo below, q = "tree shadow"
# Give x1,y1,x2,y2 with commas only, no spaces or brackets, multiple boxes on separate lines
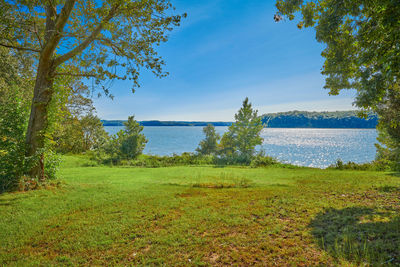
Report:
0,194,28,206
377,185,400,193
309,207,400,266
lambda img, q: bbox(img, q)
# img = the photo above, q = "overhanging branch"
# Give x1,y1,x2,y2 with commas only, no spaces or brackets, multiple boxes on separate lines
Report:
0,42,40,53
54,4,120,66
54,72,97,78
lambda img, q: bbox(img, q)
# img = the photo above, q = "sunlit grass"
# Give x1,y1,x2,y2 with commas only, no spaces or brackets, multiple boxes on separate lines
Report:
1,155,399,266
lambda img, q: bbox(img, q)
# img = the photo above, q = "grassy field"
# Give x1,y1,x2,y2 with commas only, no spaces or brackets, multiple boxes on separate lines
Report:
1,156,399,266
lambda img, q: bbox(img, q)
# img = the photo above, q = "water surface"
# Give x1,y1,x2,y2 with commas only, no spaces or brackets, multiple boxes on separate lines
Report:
105,126,377,168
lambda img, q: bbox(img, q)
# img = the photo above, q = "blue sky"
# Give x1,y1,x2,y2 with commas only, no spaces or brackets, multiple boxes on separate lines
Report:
93,0,357,121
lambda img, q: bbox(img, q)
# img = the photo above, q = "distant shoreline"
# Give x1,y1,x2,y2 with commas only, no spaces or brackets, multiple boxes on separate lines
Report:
102,110,378,129
103,124,377,129
102,120,233,127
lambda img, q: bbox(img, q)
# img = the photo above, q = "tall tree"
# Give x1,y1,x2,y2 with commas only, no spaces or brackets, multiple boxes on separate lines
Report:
196,124,220,155
0,0,185,177
220,98,264,157
275,0,400,168
275,0,399,110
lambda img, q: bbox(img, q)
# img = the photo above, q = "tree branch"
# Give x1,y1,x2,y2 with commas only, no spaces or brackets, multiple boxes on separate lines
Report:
42,0,76,61
54,0,77,35
0,42,40,53
54,4,120,66
33,20,43,49
54,72,97,78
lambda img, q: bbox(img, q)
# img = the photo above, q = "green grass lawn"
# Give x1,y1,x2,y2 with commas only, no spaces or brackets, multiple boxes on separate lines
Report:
1,156,399,266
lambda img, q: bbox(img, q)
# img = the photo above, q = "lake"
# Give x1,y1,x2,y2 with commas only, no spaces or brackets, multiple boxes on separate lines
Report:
104,126,377,168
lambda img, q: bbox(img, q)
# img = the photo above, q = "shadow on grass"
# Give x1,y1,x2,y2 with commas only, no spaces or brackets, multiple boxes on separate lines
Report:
309,207,399,266
0,194,28,206
377,185,400,193
388,172,400,177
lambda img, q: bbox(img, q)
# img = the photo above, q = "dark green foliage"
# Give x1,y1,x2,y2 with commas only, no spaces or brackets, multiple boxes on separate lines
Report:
262,110,378,128
250,152,279,168
0,87,28,192
0,48,33,192
375,86,400,171
328,159,387,171
196,124,220,155
93,151,282,168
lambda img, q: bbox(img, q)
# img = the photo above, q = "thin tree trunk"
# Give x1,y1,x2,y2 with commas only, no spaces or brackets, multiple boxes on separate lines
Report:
25,59,55,179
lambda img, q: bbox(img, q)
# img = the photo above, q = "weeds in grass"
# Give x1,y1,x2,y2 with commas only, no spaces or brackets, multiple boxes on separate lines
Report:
328,159,388,171
309,207,400,266
1,158,399,266
191,171,253,188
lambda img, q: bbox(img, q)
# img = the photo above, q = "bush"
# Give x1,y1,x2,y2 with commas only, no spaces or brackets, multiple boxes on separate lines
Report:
328,159,388,171
0,87,28,193
213,154,253,166
100,116,147,163
250,154,279,167
0,87,61,193
196,124,220,155
122,153,214,168
92,150,283,169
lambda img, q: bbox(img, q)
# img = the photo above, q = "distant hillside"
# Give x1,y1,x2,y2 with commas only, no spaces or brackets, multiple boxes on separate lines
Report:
261,110,378,128
101,120,233,127
102,111,378,129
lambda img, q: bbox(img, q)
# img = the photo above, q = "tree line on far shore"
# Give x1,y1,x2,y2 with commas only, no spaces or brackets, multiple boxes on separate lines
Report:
101,110,378,129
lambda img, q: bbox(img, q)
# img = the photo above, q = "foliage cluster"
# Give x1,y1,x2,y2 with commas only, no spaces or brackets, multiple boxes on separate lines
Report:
0,0,185,179
0,48,106,192
52,81,109,154
275,0,400,170
328,159,388,171
262,110,378,128
0,48,32,192
375,85,400,171
0,87,29,192
92,152,279,168
95,116,147,164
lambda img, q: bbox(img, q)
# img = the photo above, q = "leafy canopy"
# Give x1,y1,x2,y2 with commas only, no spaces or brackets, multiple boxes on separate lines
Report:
0,0,186,94
275,0,400,110
275,0,400,170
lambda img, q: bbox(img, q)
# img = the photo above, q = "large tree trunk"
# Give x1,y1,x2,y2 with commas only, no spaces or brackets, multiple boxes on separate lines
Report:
25,59,55,179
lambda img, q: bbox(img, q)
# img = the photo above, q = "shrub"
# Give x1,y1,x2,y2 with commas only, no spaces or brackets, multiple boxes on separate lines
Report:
250,154,278,167
0,87,28,193
328,159,388,171
101,116,147,163
196,124,220,155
